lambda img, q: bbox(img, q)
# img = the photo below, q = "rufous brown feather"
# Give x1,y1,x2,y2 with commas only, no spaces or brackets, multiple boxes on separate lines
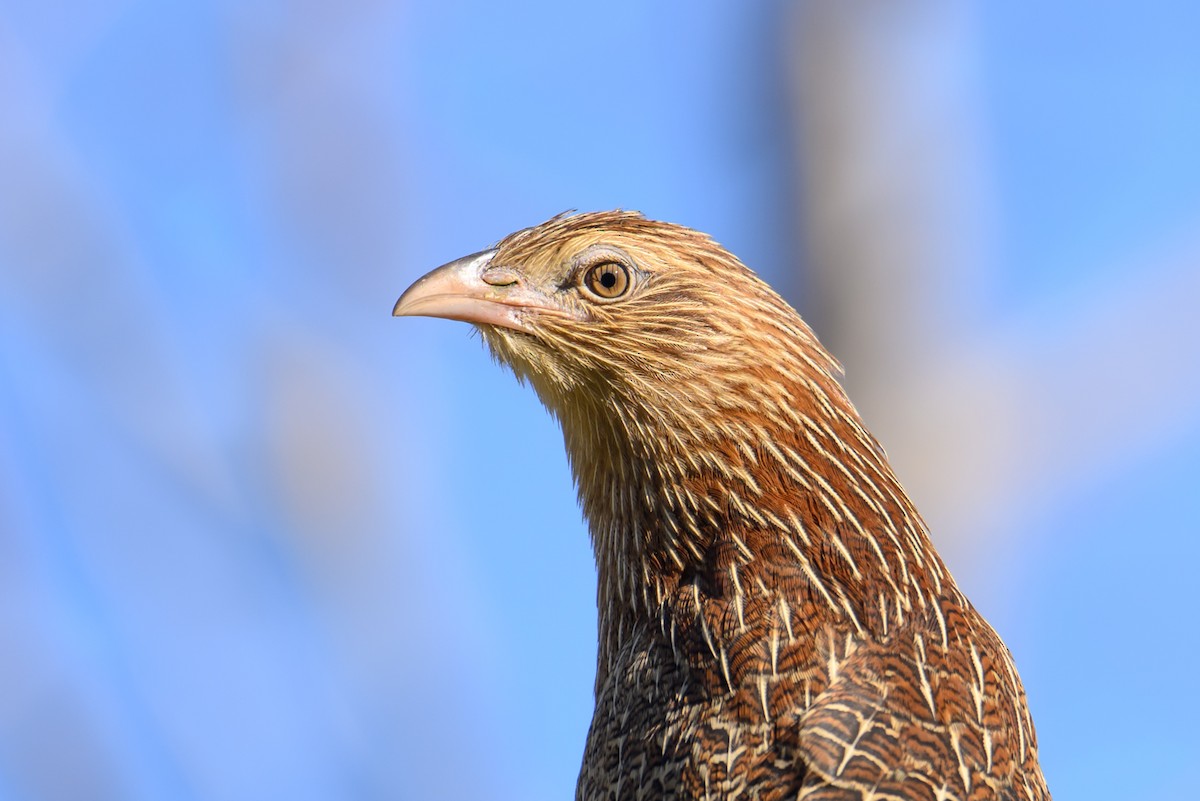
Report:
394,211,1050,801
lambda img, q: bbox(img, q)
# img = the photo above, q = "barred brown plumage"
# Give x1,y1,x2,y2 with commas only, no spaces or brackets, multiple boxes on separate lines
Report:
394,211,1050,800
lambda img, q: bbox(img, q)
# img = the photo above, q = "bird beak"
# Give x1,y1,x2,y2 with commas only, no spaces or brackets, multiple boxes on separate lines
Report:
393,249,567,333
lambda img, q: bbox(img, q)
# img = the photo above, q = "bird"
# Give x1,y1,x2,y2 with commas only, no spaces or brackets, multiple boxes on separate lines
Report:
393,211,1050,801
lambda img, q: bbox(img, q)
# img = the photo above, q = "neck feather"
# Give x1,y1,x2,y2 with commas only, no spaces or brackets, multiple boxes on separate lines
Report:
555,362,952,672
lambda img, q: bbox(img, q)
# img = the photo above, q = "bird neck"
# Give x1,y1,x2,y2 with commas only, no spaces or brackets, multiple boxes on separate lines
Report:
557,369,953,677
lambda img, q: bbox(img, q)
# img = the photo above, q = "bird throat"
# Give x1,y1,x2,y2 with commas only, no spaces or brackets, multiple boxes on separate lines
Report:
552,373,945,686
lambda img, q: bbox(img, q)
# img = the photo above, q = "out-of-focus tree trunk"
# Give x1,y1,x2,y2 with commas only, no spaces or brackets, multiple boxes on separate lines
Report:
787,1,1009,567
784,1,1200,576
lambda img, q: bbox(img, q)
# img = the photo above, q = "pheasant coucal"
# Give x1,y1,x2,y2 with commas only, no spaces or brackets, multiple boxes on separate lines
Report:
394,211,1050,801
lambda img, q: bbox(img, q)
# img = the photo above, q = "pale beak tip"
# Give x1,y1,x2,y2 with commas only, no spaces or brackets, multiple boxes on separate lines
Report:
391,248,503,326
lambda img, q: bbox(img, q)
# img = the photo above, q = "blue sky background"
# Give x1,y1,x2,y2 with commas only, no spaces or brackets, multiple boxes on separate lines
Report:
0,2,1197,800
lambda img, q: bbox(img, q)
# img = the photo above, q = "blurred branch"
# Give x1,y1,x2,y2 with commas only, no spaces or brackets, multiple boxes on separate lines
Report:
786,2,1200,569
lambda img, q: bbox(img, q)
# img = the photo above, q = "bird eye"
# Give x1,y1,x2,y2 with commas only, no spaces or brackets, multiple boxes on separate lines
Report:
582,262,631,300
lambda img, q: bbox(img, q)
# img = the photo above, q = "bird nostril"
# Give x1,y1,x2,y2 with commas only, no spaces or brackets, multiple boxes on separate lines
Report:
481,266,520,287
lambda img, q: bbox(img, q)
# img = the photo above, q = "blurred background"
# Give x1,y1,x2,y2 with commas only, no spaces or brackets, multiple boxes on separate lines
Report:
1,1,1197,799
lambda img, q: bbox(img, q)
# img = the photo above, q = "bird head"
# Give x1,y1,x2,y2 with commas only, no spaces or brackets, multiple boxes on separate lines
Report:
395,211,842,447
395,211,924,619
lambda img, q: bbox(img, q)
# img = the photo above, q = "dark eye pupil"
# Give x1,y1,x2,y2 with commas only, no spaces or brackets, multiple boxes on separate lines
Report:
600,271,617,289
